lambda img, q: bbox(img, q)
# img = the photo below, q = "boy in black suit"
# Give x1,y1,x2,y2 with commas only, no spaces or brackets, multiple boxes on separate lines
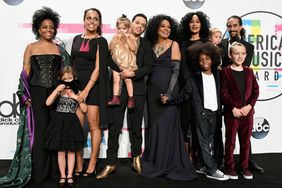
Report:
161,42,228,181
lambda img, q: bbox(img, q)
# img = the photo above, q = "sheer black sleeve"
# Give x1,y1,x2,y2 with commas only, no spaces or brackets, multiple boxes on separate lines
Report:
170,77,192,104
164,60,180,98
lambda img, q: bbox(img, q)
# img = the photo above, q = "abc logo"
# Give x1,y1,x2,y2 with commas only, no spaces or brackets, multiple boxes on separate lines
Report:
183,0,205,9
252,117,270,139
0,93,20,118
3,0,24,6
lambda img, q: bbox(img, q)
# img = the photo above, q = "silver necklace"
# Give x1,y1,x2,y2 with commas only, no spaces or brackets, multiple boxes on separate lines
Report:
153,43,165,57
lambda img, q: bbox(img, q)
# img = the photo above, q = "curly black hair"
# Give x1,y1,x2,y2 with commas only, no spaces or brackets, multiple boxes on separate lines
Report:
32,6,60,40
83,8,103,36
188,41,221,70
178,11,211,42
144,14,179,47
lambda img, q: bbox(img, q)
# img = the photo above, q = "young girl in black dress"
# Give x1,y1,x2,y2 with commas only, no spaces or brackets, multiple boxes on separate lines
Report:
45,66,87,186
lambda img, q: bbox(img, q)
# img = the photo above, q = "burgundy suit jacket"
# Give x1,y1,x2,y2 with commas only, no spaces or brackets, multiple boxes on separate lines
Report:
220,66,259,117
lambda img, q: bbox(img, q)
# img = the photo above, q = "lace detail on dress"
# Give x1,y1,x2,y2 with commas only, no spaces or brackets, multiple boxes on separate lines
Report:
30,55,61,88
35,56,55,88
55,96,78,113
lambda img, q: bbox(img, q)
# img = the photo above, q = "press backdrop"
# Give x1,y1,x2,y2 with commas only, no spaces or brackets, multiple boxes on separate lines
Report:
0,0,281,159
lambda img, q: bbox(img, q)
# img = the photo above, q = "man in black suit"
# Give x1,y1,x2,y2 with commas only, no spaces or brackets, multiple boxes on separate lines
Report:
221,15,264,174
96,13,153,179
221,15,254,68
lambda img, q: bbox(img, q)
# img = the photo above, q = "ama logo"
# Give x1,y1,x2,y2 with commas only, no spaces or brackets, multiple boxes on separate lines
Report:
242,11,282,101
183,0,205,9
3,0,24,5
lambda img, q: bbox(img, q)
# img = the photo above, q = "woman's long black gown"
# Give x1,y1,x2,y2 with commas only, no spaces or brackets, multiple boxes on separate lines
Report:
141,46,197,181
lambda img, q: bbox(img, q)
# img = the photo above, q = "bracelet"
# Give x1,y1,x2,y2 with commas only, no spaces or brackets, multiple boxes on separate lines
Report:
23,61,30,65
90,79,96,83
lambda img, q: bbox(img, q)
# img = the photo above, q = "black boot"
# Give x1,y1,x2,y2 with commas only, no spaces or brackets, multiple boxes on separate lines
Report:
249,160,264,174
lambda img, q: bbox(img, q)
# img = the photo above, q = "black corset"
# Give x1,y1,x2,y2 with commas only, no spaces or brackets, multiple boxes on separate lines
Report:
30,55,61,88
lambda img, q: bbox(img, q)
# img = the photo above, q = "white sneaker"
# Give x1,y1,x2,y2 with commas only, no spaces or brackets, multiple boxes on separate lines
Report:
226,168,239,180
206,169,229,181
242,169,253,180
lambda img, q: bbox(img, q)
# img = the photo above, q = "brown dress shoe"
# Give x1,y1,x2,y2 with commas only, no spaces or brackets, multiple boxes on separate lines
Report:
108,96,121,106
127,96,135,109
96,165,116,179
132,156,141,175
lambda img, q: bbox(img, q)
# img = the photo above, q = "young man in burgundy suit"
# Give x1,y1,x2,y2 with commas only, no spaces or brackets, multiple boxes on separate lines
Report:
221,15,264,174
221,42,259,179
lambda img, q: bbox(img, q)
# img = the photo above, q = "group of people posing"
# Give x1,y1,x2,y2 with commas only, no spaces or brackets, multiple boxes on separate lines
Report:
0,6,264,187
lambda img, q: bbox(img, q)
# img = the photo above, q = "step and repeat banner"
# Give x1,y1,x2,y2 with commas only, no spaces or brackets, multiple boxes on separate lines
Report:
0,0,281,159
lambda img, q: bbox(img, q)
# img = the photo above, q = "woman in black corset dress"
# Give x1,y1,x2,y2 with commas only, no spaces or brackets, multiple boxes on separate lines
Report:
141,14,197,181
22,7,62,182
70,8,110,177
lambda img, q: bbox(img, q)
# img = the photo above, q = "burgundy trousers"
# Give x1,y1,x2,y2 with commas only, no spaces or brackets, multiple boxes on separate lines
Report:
224,114,253,170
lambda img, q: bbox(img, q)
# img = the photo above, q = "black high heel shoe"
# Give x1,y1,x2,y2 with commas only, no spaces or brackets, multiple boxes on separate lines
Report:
67,177,74,187
83,169,96,177
58,177,66,187
74,170,83,178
